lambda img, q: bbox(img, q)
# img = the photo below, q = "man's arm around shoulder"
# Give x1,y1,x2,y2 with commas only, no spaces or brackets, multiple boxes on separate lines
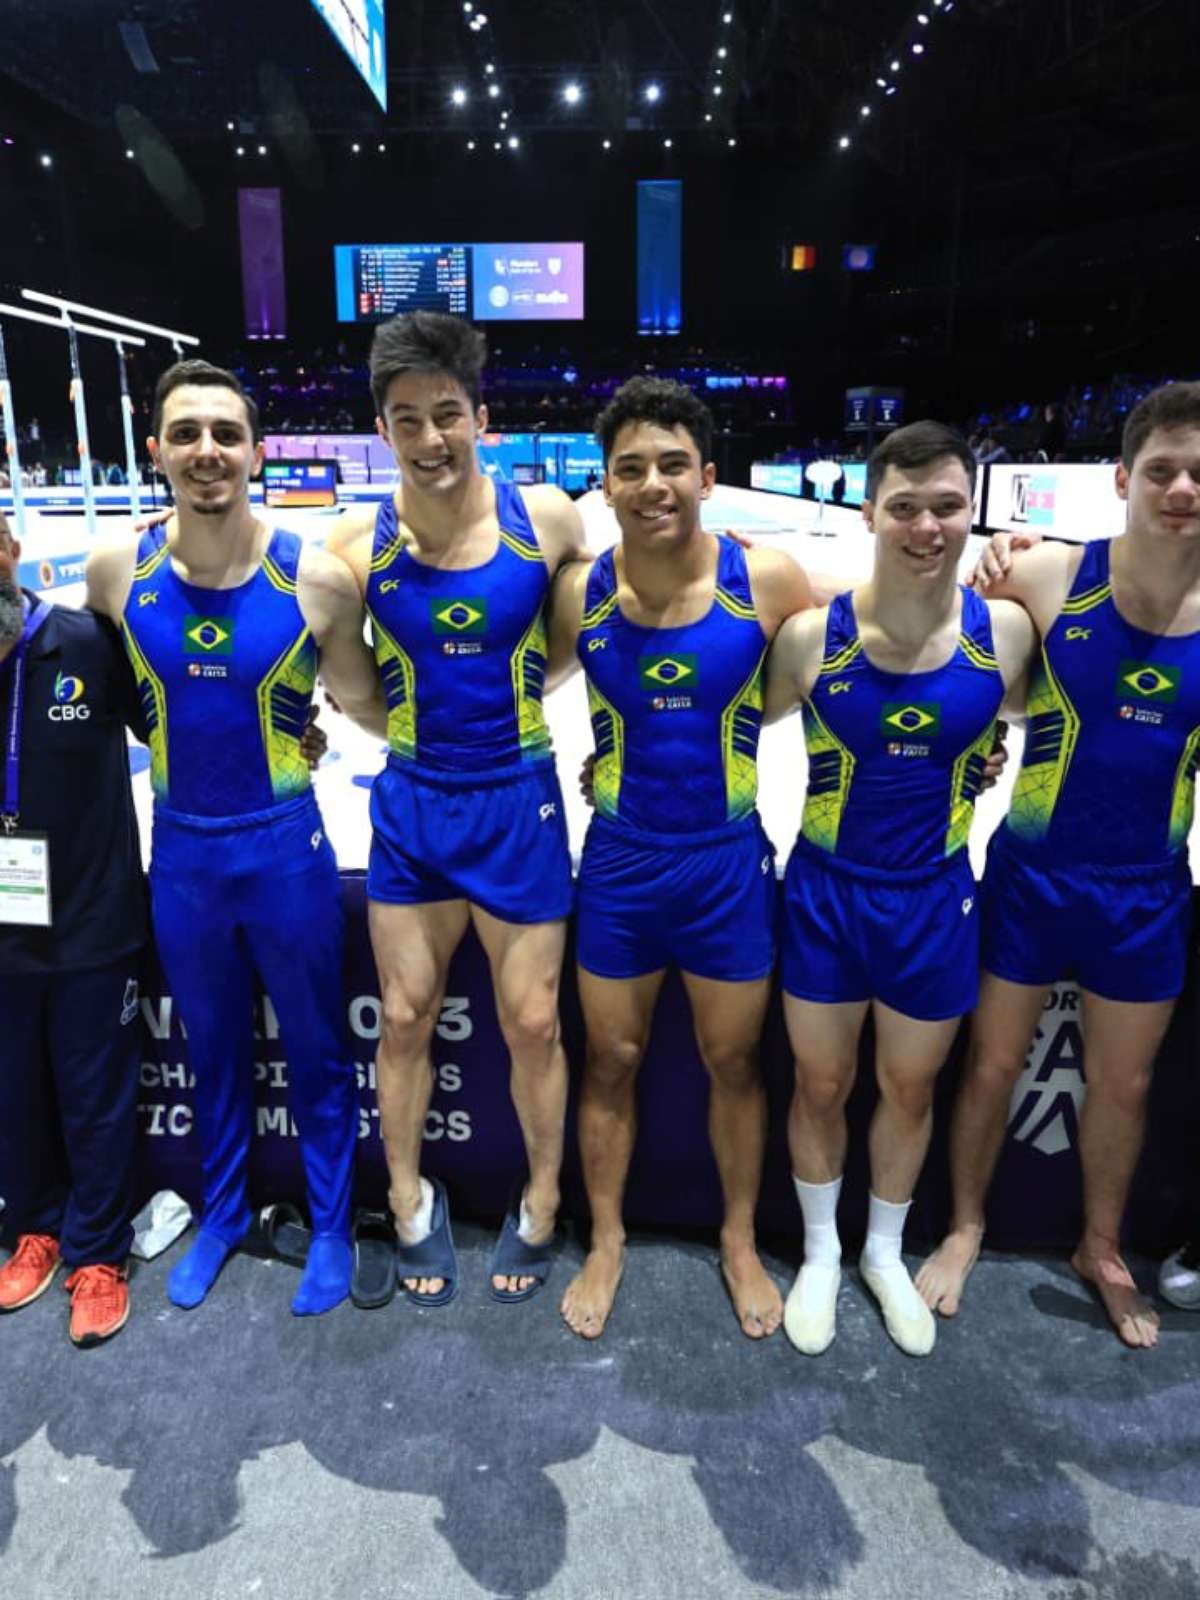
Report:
299,547,387,736
763,605,827,723
86,535,141,623
523,484,591,573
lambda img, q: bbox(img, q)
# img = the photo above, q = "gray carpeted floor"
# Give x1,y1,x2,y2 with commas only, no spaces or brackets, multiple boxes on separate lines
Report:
3,1224,1200,1600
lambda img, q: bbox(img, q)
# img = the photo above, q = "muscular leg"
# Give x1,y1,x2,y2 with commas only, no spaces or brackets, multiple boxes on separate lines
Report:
857,1001,960,1356
916,974,1049,1315
868,1002,961,1202
560,968,666,1339
369,897,470,1298
1071,990,1175,1349
781,997,865,1353
682,973,779,1337
471,907,569,1293
784,995,868,1184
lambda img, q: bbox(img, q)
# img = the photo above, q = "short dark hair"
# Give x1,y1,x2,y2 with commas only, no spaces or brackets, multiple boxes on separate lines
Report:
152,360,261,442
369,311,488,416
866,420,977,502
595,377,714,464
1121,382,1200,469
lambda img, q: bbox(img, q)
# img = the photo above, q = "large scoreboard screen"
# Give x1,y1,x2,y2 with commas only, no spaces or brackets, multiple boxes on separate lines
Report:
335,243,584,323
309,0,387,110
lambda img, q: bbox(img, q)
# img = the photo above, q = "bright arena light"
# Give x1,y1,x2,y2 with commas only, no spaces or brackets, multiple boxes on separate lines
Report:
451,86,467,106
644,83,661,103
562,82,582,105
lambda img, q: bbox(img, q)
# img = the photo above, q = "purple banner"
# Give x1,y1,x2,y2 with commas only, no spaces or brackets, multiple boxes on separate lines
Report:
132,877,1198,1252
238,187,287,340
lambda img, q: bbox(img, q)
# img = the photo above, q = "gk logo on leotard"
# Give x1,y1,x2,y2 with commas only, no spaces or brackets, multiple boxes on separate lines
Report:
828,680,852,695
539,802,557,821
1064,627,1091,641
586,636,608,652
379,579,401,594
138,591,159,607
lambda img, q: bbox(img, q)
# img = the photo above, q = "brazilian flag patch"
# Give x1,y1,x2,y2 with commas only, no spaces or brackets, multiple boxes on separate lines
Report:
432,598,488,635
639,653,698,692
183,615,234,655
880,701,941,737
1117,660,1180,704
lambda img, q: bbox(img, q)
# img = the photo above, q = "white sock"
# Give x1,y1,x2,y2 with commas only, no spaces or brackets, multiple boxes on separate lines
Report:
861,1192,910,1271
397,1178,434,1244
793,1175,842,1267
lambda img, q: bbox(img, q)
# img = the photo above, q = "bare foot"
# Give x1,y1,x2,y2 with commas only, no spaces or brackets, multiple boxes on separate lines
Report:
394,1187,443,1300
720,1242,783,1339
1071,1245,1160,1349
915,1225,985,1316
492,1189,557,1296
560,1242,625,1340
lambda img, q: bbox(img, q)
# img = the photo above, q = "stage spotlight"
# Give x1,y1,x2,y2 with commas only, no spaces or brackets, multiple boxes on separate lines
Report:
723,10,732,19
602,138,612,149
226,120,235,131
891,58,901,69
717,46,727,57
918,12,929,23
377,143,386,152
488,84,500,98
713,85,722,95
704,112,713,122
663,138,673,148
727,137,737,147
125,148,135,158
838,136,851,149
508,135,520,149
885,85,897,95
236,145,245,156
563,82,582,105
451,86,467,106
912,42,925,54
351,142,361,152
257,144,267,154
860,105,870,116
875,77,887,88
467,140,476,149
644,83,661,103
39,153,52,167
485,62,494,73
493,140,501,150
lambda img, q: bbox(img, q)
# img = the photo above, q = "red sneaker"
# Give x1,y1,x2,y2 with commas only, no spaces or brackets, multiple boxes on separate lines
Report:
64,1264,130,1347
0,1233,61,1310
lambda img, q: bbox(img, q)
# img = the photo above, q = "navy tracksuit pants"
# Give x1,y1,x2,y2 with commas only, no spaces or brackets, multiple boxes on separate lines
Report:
0,958,143,1266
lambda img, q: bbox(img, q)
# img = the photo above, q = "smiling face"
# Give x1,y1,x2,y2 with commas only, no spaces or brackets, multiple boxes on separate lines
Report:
603,419,715,549
376,370,486,497
1117,425,1200,544
149,384,263,518
863,455,974,581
